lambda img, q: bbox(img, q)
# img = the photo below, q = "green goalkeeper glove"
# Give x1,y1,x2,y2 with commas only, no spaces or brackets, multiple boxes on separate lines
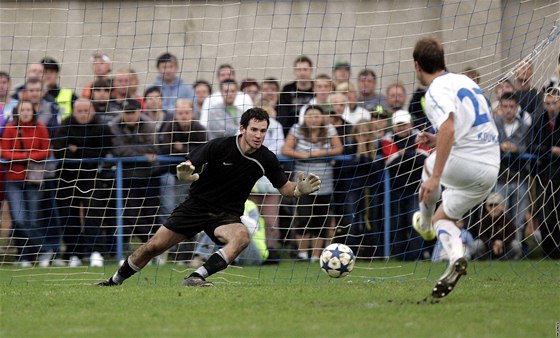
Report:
176,161,199,182
294,171,321,198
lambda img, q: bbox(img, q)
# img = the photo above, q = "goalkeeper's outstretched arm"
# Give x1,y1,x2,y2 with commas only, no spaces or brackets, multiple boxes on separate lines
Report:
278,171,321,198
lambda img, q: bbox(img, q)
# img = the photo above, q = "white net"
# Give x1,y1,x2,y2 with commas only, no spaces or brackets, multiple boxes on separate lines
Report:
0,0,558,284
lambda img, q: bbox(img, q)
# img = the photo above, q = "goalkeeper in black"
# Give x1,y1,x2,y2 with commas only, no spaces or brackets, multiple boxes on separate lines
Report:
98,107,321,287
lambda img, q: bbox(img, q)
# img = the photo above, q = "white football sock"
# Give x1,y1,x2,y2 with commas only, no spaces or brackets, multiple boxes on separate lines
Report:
434,219,464,262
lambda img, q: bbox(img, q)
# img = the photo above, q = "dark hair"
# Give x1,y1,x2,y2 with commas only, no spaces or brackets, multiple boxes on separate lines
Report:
40,57,60,72
122,98,142,112
194,80,212,93
294,55,313,67
13,100,38,125
413,37,446,74
92,78,112,91
262,77,280,90
0,71,10,81
90,78,112,101
144,86,162,98
305,104,325,115
300,105,328,142
499,92,518,104
220,79,238,88
358,68,376,80
240,107,270,129
240,78,260,92
156,52,177,68
25,77,42,88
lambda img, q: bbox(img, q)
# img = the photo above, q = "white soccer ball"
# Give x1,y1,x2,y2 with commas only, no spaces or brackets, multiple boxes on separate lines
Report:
319,243,355,278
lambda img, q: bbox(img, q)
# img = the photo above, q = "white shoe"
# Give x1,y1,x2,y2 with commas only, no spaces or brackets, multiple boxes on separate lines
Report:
38,259,50,268
90,252,104,267
68,255,83,267
19,260,32,268
297,252,309,260
432,257,468,298
412,211,436,241
38,251,54,268
51,258,67,267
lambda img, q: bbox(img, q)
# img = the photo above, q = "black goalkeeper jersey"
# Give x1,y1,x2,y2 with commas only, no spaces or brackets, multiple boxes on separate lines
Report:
186,135,289,216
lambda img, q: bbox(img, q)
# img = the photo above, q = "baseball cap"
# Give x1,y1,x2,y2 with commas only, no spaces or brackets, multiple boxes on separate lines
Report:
91,51,111,63
392,109,412,125
334,60,351,70
486,192,504,206
121,98,141,112
40,57,60,72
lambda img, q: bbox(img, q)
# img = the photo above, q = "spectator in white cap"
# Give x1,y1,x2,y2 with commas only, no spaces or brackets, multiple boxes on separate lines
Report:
379,109,430,260
392,108,412,126
81,51,112,99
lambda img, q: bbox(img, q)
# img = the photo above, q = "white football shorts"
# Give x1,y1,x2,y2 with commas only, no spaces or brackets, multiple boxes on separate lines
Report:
424,153,499,220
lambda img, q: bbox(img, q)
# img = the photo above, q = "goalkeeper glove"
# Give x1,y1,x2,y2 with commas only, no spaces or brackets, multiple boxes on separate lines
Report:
294,171,321,198
176,161,199,182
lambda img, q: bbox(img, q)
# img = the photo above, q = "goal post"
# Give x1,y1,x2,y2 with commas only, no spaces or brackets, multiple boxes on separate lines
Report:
0,0,558,284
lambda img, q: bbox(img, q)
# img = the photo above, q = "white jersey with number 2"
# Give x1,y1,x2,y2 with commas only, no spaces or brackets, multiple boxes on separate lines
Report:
425,72,500,168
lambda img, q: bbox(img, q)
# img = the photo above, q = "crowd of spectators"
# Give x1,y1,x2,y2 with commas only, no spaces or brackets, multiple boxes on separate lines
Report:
0,52,558,267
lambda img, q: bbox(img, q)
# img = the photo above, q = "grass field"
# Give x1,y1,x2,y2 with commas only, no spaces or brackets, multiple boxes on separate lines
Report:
1,260,559,337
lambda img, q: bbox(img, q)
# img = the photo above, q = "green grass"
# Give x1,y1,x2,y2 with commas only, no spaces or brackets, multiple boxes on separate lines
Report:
1,260,559,337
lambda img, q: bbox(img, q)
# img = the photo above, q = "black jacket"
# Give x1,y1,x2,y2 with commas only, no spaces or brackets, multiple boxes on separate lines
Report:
52,115,113,179
528,110,560,184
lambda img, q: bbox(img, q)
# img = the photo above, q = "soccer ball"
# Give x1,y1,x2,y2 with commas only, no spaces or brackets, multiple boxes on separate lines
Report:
319,243,355,278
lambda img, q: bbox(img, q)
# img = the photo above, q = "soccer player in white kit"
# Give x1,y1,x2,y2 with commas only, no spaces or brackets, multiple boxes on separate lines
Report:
411,37,500,298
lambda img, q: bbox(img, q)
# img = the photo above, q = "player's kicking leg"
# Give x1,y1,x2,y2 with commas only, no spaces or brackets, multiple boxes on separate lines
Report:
182,222,251,287
412,164,439,241
97,226,186,286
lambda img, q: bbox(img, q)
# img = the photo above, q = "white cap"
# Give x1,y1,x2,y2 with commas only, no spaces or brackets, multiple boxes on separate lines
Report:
392,109,412,125
91,51,111,63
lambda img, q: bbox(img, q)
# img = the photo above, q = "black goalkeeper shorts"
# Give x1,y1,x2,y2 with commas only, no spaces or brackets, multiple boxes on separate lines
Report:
164,198,241,245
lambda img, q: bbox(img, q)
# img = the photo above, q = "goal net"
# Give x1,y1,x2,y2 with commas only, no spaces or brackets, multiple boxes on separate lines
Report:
0,0,558,285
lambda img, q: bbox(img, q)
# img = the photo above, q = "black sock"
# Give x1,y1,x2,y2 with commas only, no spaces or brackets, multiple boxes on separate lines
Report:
112,257,140,284
190,250,229,279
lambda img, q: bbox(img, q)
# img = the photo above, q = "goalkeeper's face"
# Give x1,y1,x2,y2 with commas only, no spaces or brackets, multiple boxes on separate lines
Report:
239,119,268,153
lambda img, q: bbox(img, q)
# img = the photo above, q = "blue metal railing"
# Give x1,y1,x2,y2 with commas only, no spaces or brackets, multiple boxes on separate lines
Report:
1,152,543,261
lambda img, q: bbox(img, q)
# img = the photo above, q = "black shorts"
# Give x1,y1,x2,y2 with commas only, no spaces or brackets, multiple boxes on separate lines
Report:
164,198,241,245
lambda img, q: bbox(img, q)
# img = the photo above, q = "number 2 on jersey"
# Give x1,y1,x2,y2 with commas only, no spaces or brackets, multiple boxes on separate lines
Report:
457,88,490,127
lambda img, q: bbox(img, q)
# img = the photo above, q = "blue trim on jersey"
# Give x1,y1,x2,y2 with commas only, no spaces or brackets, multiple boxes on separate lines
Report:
437,229,451,238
